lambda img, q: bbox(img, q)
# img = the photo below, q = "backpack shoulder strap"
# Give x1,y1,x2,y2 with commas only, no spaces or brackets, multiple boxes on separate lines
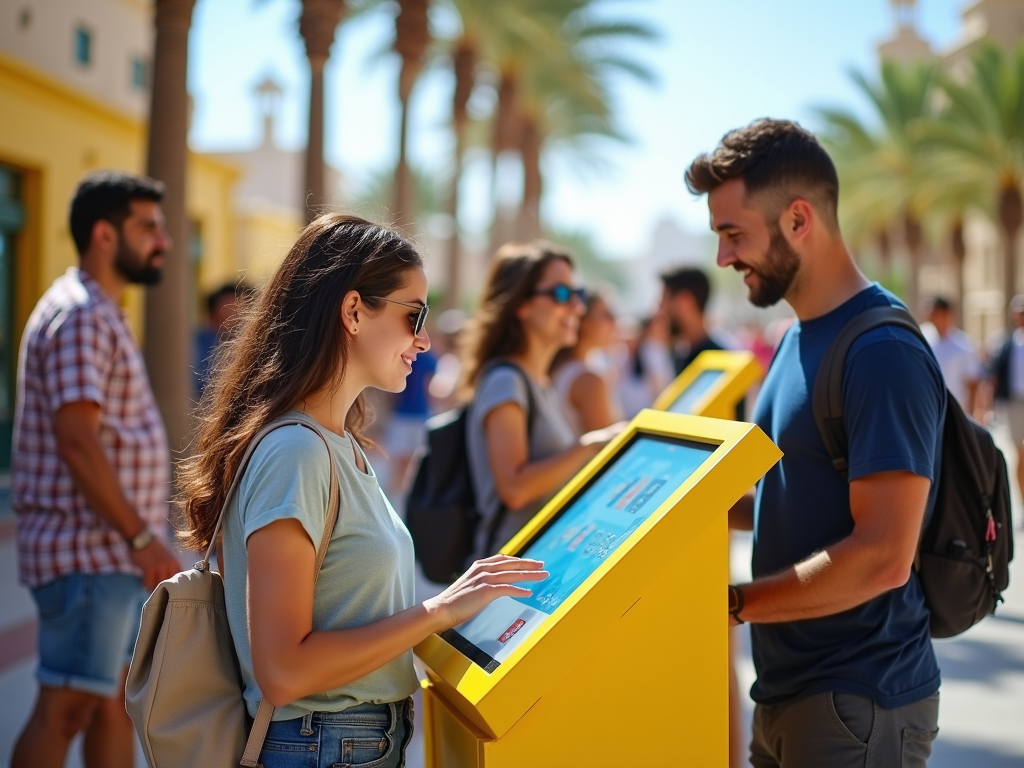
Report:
210,415,340,768
812,305,925,480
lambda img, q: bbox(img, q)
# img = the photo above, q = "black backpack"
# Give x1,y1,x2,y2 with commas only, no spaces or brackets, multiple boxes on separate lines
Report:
405,363,534,583
813,306,1014,638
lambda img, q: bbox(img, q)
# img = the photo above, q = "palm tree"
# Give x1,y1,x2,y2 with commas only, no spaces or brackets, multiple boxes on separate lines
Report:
514,11,656,240
144,0,197,456
925,42,1024,312
442,37,475,309
392,0,431,229
438,0,570,306
299,0,346,222
817,60,939,312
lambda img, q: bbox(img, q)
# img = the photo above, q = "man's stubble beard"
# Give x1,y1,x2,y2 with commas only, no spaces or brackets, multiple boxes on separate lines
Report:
114,234,162,286
747,225,801,308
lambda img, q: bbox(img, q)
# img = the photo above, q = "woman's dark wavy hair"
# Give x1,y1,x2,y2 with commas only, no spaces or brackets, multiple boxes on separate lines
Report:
457,240,573,400
178,214,422,552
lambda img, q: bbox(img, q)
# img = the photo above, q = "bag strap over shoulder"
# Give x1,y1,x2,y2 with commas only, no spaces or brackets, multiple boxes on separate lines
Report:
202,414,341,768
812,305,925,480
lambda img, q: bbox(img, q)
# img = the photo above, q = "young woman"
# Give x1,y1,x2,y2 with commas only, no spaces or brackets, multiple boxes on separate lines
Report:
458,241,621,561
551,291,624,437
618,309,675,417
179,215,546,768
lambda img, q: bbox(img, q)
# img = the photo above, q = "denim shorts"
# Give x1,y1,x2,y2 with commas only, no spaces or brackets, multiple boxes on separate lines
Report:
30,572,146,698
257,698,414,768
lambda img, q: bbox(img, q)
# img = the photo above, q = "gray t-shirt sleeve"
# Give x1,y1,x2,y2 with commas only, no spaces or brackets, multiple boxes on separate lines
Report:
474,366,528,422
238,425,332,548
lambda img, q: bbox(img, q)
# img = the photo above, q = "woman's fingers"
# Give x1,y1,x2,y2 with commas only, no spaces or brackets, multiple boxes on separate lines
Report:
470,556,545,572
476,569,549,585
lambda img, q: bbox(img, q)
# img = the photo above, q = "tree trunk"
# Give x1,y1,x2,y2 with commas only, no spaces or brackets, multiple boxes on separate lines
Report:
518,114,542,240
393,0,430,229
144,0,195,458
999,184,1023,315
305,62,326,222
877,228,892,278
904,213,923,315
445,41,475,311
488,71,519,257
951,217,966,320
300,0,345,222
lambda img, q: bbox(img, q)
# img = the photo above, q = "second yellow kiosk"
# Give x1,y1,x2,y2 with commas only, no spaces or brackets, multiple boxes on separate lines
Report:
653,349,762,419
415,410,781,767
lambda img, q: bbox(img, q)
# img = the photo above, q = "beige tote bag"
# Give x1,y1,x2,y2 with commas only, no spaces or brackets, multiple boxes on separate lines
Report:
126,416,340,767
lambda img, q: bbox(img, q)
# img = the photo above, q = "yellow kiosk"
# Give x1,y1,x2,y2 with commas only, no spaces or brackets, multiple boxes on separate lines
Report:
415,410,782,767
653,350,762,419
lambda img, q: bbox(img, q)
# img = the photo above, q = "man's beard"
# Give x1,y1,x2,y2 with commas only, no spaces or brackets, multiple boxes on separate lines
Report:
744,225,801,308
114,237,162,285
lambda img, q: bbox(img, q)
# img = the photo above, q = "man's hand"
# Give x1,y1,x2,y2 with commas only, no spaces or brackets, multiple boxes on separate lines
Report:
55,402,176,590
130,538,181,591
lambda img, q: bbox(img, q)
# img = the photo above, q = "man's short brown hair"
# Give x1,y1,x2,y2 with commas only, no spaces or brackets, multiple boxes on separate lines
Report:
685,119,840,229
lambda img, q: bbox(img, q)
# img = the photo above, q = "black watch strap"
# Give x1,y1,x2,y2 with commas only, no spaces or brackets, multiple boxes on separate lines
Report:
729,584,745,624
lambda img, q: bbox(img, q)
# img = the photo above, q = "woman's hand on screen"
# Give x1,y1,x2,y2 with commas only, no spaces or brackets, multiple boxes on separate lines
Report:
424,554,548,629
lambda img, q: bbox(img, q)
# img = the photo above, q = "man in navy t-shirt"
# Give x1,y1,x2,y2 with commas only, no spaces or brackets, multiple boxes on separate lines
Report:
685,119,944,767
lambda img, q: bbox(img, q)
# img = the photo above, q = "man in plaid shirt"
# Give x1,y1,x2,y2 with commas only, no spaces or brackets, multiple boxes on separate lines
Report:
11,171,180,768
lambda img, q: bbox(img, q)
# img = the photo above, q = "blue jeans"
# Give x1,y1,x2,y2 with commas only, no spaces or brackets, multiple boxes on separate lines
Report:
258,699,414,768
30,573,146,697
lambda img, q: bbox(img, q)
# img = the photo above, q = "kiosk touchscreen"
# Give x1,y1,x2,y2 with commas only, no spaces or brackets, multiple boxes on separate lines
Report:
443,435,716,672
415,410,782,768
653,349,762,419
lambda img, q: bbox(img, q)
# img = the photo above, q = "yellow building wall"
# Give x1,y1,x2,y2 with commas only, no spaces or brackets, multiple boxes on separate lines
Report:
187,153,241,304
0,51,240,345
0,51,143,336
236,205,304,286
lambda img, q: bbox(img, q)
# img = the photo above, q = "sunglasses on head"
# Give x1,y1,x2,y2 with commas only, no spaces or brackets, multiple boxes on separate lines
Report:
532,284,588,305
368,297,429,336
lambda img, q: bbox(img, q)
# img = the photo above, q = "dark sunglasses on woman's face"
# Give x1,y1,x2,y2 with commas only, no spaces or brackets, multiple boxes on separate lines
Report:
532,284,588,305
367,297,429,336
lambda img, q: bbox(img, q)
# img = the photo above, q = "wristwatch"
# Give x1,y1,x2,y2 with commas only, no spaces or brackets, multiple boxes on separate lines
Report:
728,584,745,624
128,528,154,552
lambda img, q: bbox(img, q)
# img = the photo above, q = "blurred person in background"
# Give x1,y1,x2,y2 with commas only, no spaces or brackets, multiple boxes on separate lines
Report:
920,296,981,415
986,294,1024,500
12,171,180,768
194,282,248,399
459,241,621,559
660,266,729,373
618,309,675,417
384,337,437,498
426,308,466,413
551,290,624,436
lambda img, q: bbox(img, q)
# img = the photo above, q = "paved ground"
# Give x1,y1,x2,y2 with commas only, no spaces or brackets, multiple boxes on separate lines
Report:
2,436,1023,767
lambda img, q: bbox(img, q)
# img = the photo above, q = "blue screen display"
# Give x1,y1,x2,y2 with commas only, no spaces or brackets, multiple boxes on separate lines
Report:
442,435,717,671
668,369,725,414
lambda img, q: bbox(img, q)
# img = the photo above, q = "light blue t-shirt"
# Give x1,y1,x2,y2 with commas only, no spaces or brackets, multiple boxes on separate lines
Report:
222,413,418,721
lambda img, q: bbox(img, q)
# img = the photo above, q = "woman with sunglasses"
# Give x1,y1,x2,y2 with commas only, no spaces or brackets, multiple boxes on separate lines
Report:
178,215,546,768
458,241,623,561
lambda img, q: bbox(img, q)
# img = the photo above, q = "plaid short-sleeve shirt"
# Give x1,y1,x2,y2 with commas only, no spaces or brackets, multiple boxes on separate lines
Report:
12,268,170,587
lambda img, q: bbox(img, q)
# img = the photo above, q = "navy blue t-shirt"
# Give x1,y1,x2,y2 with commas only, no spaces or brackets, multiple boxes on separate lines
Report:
750,284,944,708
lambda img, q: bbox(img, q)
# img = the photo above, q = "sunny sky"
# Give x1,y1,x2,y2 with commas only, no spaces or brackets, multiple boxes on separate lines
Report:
187,0,968,260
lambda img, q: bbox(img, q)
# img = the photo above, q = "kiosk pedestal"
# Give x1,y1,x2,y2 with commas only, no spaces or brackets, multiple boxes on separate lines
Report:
416,412,781,767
